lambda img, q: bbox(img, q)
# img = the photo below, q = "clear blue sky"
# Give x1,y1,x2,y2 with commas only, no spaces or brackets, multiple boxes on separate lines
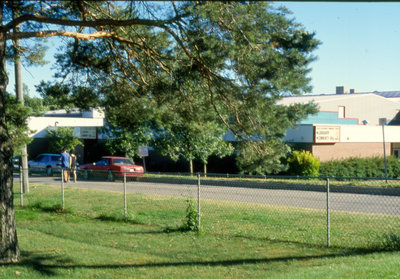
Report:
280,1,400,94
6,2,400,97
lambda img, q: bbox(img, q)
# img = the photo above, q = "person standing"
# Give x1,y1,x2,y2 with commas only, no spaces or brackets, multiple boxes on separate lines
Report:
69,150,77,183
60,148,70,182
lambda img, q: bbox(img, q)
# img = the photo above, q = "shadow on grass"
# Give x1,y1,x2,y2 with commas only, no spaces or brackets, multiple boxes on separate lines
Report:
1,251,75,276
95,213,144,225
4,249,389,275
27,202,69,214
227,232,400,252
94,216,195,234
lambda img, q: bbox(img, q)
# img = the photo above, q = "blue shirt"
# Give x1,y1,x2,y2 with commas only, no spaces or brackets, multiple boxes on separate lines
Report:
61,151,70,168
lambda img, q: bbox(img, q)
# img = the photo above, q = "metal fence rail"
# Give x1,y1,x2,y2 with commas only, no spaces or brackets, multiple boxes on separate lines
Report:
17,167,400,249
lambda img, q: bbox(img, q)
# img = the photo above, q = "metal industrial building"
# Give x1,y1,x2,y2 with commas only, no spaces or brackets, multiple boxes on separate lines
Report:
280,87,400,161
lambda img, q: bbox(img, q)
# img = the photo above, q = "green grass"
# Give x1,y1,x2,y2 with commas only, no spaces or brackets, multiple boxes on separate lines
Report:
1,184,400,278
145,172,400,188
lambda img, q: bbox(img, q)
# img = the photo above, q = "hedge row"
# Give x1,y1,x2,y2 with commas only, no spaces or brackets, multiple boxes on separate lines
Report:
319,156,400,178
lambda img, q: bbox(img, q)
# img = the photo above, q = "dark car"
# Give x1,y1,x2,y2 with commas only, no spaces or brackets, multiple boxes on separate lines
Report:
80,156,144,181
12,156,20,170
28,153,62,176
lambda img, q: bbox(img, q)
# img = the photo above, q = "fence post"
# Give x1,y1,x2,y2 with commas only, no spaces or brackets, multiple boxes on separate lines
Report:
19,166,23,206
61,167,65,210
124,172,127,219
326,177,330,248
197,173,201,229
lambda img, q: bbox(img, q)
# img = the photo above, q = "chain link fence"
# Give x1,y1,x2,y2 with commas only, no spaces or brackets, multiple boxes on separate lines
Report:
17,166,400,250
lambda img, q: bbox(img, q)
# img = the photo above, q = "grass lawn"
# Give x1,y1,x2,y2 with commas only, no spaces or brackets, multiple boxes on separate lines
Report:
1,183,400,278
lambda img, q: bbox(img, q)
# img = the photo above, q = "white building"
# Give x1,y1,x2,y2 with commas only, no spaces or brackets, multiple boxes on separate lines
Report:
28,108,104,138
280,88,400,161
27,108,106,162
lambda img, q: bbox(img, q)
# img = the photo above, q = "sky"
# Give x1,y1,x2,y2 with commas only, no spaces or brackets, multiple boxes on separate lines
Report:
281,1,400,95
6,2,400,97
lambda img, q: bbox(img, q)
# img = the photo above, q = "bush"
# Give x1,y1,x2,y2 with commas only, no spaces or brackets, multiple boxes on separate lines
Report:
319,156,400,178
177,199,199,232
287,150,320,177
379,233,400,251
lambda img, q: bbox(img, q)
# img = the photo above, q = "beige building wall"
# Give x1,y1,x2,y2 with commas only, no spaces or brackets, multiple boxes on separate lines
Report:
312,142,390,162
279,93,400,126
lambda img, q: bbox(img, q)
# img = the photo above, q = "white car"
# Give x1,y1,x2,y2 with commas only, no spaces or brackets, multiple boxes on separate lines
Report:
28,153,62,176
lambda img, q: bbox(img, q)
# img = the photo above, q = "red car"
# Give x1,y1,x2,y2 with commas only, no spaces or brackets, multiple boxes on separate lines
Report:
80,156,144,181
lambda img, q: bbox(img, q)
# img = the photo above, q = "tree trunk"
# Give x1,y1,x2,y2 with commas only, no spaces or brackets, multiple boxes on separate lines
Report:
189,159,193,175
203,163,207,177
13,30,29,193
0,5,20,263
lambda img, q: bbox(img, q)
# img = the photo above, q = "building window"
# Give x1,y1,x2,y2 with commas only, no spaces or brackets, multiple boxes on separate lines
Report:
394,149,400,158
338,106,345,119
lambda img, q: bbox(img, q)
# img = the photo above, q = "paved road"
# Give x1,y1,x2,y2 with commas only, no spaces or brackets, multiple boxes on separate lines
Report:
18,175,400,216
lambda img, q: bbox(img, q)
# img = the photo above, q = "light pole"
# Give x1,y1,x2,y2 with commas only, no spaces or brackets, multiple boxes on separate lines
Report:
379,118,388,182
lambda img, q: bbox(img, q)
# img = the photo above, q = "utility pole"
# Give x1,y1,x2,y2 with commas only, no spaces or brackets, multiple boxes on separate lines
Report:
13,9,29,193
379,118,388,183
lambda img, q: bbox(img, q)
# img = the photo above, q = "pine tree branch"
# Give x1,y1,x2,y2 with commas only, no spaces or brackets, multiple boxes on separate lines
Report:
2,13,179,33
6,30,141,45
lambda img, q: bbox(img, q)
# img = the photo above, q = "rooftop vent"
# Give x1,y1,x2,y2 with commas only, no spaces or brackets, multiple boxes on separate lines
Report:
336,86,349,94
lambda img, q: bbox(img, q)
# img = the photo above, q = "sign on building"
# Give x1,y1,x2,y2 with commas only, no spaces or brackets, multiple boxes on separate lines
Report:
314,126,340,143
80,127,97,139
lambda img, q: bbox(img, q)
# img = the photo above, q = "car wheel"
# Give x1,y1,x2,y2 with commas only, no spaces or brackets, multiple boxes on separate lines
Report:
46,166,53,176
83,170,89,180
107,170,115,182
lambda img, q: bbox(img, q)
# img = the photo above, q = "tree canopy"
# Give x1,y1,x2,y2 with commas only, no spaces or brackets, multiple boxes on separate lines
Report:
45,126,83,153
38,1,319,173
0,1,319,263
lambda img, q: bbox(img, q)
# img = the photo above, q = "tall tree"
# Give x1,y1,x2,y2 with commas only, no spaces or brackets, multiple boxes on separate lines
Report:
5,93,32,156
49,2,319,174
154,120,233,175
104,124,153,160
0,1,318,263
0,0,185,264
45,126,83,154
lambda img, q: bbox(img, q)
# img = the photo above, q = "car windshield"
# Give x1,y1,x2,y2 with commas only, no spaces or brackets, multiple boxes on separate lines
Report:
113,158,134,165
34,155,45,162
96,159,110,166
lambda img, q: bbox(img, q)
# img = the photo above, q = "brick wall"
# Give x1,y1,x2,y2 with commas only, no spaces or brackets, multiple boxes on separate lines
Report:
312,142,390,162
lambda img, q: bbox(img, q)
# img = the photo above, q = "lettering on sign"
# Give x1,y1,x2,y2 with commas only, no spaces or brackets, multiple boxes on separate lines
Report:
314,126,340,143
80,127,97,139
138,145,149,157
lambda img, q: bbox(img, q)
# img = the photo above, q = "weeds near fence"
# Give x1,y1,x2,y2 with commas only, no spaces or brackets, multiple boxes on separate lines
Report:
379,233,400,251
182,199,199,232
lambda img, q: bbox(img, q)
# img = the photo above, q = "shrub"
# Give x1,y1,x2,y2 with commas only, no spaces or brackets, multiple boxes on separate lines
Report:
379,233,400,251
181,199,199,232
287,150,320,177
319,156,400,178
